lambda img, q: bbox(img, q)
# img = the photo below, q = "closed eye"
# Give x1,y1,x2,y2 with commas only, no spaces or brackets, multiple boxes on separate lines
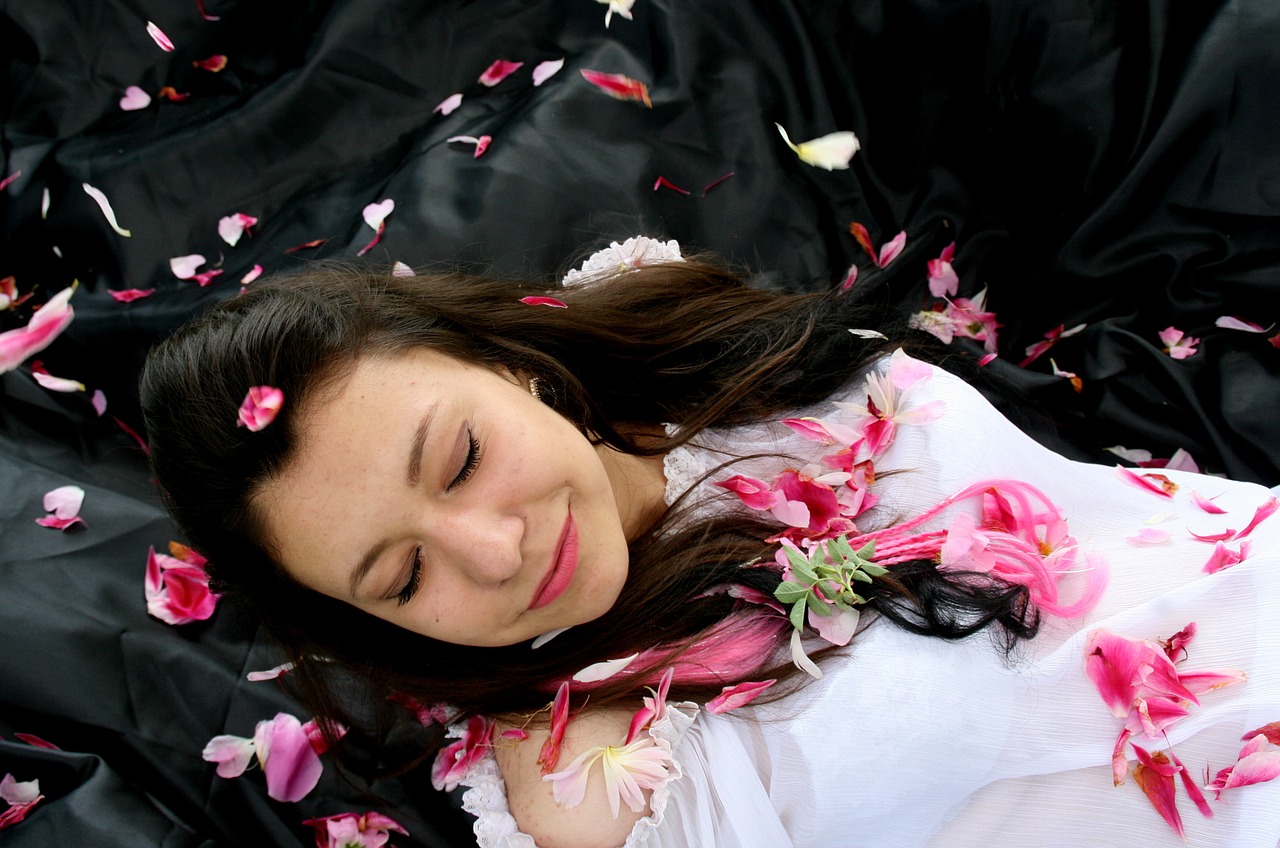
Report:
448,431,481,490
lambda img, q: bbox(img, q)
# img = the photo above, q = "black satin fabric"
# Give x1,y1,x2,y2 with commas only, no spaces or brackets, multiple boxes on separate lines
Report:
2,1,1278,845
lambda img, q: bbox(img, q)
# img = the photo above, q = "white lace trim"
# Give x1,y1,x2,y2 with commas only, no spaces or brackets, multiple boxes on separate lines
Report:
561,236,684,288
454,702,700,848
662,422,708,506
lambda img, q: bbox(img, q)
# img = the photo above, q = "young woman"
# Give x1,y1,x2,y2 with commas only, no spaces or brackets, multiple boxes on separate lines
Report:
140,244,1280,848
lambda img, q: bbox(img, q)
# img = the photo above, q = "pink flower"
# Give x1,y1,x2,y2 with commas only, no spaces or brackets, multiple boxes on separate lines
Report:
1204,733,1280,801
543,735,673,818
595,0,635,27
767,470,852,541
1159,326,1199,359
835,348,945,457
432,716,494,791
927,242,959,297
943,288,1001,353
303,811,409,848
202,713,341,803
625,667,674,745
35,484,86,530
237,385,284,431
145,544,218,625
0,286,75,374
0,773,43,831
478,59,523,87
706,679,777,714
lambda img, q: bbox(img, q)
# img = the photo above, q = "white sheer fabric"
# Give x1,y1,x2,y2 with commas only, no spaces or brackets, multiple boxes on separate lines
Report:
459,360,1280,847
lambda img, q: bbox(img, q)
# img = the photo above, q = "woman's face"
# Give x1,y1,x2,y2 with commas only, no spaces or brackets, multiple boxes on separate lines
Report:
256,348,645,647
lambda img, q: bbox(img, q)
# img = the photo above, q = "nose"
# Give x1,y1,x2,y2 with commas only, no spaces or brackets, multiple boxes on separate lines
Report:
428,504,526,586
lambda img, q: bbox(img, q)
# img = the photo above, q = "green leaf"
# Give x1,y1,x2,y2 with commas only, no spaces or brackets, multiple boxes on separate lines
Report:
806,593,832,615
855,541,876,560
774,582,809,604
789,598,807,630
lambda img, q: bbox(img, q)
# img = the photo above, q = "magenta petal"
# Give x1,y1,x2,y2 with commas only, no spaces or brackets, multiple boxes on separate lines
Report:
43,484,84,518
237,385,284,431
876,231,906,268
109,288,156,303
262,714,324,802
119,85,152,111
706,679,777,714
579,69,652,106
1215,749,1280,795
478,59,524,86
1190,491,1228,514
519,296,567,308
146,20,175,52
532,58,565,86
1114,465,1174,498
35,515,85,530
1130,745,1185,839
1234,495,1278,539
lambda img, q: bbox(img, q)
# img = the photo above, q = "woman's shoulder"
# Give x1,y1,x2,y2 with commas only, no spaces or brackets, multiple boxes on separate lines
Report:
492,707,645,848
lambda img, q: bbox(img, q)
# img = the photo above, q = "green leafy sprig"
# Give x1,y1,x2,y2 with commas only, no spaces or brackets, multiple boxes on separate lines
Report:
773,536,887,631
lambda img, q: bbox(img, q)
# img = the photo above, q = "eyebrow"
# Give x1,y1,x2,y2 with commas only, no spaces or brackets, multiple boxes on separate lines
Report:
348,405,436,599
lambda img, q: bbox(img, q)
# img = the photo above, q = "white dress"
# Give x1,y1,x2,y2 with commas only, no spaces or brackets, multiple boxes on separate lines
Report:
457,358,1280,848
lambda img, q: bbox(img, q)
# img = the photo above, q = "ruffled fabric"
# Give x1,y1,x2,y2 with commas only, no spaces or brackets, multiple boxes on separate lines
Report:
561,236,684,288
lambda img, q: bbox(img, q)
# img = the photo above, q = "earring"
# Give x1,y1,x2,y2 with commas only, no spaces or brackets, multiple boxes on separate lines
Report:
529,376,543,402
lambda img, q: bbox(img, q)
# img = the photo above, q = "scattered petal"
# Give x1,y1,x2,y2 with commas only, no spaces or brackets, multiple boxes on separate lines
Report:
40,188,49,219
1190,491,1228,514
119,85,152,111
977,352,998,366
1049,358,1083,393
1131,745,1185,839
1105,446,1154,464
217,212,258,246
1145,511,1175,525
391,261,414,277
580,69,652,107
596,0,636,27
501,729,529,742
538,682,572,774
246,662,295,681
81,183,131,237
194,0,220,20
1203,540,1252,574
701,171,735,196
202,734,256,778
876,231,906,268
170,254,207,279
157,87,191,102
445,134,492,158
285,238,326,253
0,286,75,374
43,486,84,518
839,263,858,292
0,171,20,191
240,264,264,285
193,54,228,72
191,270,223,287
1127,528,1171,545
13,734,58,750
1115,465,1176,498
1159,326,1199,359
1233,495,1278,539
145,545,218,624
261,713,326,802
927,242,959,298
433,92,463,115
532,58,565,86
362,199,395,231
91,389,107,416
109,288,155,303
237,385,284,431
31,362,85,392
789,628,822,679
706,679,777,714
848,328,887,340
1215,315,1271,333
519,296,567,308
479,59,524,86
775,123,859,170
145,21,175,52
303,812,409,848
572,653,639,683
652,175,690,195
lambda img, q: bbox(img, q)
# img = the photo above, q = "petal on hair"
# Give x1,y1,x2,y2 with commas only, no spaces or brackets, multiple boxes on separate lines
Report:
237,385,284,431
479,59,524,86
519,296,567,308
532,625,572,648
81,183,131,237
707,679,777,715
572,653,639,683
848,328,887,340
532,58,564,86
538,682,572,774
789,629,822,679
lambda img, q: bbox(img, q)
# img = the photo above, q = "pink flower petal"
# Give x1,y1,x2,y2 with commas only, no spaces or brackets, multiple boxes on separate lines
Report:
1207,749,1280,800
201,734,256,778
362,199,395,231
246,662,295,681
391,261,414,277
1127,528,1171,545
702,171,735,196
237,385,284,431
433,92,463,115
43,485,84,519
1131,745,1185,838
977,352,997,366
119,85,152,111
532,58,564,86
32,366,84,392
191,269,223,287
217,212,258,247
1215,315,1269,333
1234,495,1278,539
1188,527,1236,542
652,175,690,195
194,0,220,21
1111,727,1132,786
1202,540,1251,574
445,134,492,158
707,679,777,714
240,265,264,285
81,183,131,237
714,474,780,510
0,171,20,192
519,296,567,308
170,254,206,280
840,263,858,291
0,286,75,374
538,682,571,774
572,653,639,683
876,231,906,268
35,514,85,530
108,288,155,303
193,54,228,72
13,734,58,750
580,69,652,107
1189,491,1227,514
261,714,325,802
1163,448,1200,473
146,21,175,52
157,86,191,103
1114,465,1176,498
92,390,106,416
479,59,524,87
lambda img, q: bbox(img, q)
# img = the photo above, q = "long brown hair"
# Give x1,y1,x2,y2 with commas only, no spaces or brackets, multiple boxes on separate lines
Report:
140,259,1035,759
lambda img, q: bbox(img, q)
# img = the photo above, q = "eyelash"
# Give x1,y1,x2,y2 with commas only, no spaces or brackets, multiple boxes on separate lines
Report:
395,432,482,605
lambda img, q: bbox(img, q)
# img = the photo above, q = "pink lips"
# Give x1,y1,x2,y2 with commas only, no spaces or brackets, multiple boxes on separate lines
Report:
530,510,579,610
